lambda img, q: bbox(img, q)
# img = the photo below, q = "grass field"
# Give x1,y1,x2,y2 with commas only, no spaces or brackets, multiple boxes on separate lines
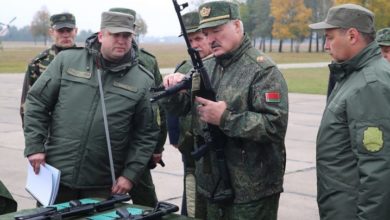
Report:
0,41,330,95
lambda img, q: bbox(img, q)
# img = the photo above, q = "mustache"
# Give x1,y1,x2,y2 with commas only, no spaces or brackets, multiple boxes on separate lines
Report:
211,42,221,49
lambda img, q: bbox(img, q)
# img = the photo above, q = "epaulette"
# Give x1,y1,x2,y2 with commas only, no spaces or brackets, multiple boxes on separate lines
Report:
140,48,156,59
32,50,50,64
246,48,275,70
138,64,154,80
62,46,84,51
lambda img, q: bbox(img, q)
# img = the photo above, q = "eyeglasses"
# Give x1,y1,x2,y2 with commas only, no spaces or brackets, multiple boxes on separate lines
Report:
56,28,74,33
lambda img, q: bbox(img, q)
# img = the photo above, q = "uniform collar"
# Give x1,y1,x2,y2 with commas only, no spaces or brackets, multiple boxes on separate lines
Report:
328,41,381,82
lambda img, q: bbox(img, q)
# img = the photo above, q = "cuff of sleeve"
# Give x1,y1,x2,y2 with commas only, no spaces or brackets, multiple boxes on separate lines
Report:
24,143,45,157
122,168,139,186
219,109,232,132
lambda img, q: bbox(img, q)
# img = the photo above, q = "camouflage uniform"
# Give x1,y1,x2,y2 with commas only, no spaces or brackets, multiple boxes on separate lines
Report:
20,13,77,123
163,2,288,219
20,45,76,122
376,28,390,46
109,8,167,208
0,181,17,214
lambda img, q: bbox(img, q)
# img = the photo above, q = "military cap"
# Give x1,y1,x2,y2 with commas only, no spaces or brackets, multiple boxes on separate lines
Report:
376,28,390,46
309,4,375,33
100,11,135,34
50,13,76,30
180,11,200,36
109,8,136,20
198,1,240,29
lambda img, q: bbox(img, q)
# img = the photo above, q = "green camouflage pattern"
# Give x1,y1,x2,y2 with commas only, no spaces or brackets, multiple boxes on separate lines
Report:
198,1,240,29
376,28,390,46
20,45,68,122
317,42,390,219
163,35,288,204
0,180,17,214
206,193,280,220
182,11,200,34
50,13,76,29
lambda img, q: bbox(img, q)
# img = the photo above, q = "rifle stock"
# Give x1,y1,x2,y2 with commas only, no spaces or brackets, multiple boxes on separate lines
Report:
14,194,131,220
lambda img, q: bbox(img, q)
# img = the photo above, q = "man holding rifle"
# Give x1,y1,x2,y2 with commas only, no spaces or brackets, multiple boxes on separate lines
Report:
162,1,288,219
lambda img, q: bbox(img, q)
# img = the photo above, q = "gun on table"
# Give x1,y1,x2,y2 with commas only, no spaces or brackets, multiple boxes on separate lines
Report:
14,194,131,220
114,201,179,220
153,0,234,203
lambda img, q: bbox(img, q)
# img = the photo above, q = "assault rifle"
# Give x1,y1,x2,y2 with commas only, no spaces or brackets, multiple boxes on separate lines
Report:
113,201,179,220
14,194,131,220
152,0,234,203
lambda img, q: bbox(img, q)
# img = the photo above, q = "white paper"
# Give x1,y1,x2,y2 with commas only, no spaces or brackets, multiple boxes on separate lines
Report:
25,163,60,206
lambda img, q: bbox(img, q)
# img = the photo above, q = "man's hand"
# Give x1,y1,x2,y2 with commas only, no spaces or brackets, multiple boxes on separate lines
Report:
152,153,162,164
27,153,46,174
196,96,227,126
112,176,133,194
163,73,186,88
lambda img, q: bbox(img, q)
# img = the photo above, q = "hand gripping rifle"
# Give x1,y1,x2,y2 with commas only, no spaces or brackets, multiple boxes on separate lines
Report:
14,194,131,220
154,0,234,203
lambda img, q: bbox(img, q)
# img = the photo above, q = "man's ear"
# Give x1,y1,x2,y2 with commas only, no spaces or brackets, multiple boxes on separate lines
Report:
98,31,103,43
347,28,359,44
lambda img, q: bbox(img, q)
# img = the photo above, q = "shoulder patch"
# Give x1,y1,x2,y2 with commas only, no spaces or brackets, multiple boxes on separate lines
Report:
138,64,154,80
140,48,156,58
363,127,383,152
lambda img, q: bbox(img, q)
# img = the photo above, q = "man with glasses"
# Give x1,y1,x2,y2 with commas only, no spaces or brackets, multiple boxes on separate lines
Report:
20,12,78,124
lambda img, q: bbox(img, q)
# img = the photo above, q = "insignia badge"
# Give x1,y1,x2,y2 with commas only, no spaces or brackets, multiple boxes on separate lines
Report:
265,91,281,103
200,7,211,17
363,127,383,152
256,56,265,62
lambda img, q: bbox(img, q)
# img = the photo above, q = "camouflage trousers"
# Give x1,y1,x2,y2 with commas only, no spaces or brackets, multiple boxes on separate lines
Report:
206,193,280,220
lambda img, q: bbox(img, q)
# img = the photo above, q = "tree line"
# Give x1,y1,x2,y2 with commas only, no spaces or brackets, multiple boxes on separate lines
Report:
238,0,390,52
2,0,390,52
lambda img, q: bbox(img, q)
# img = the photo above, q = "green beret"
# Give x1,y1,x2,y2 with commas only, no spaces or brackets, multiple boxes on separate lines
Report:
376,28,390,46
50,13,76,30
198,1,240,29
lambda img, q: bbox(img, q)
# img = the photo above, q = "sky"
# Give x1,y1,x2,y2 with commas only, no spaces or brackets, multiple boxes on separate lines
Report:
0,0,201,37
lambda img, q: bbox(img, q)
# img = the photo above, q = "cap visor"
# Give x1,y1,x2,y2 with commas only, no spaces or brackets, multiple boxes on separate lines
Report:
53,23,75,30
178,28,199,37
199,19,229,30
309,21,339,30
106,27,135,34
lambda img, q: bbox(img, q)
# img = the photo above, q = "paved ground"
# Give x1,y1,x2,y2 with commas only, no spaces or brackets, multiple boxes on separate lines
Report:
0,73,326,219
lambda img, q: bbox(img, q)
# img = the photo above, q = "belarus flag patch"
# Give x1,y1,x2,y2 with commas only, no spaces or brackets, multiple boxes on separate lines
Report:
265,91,281,103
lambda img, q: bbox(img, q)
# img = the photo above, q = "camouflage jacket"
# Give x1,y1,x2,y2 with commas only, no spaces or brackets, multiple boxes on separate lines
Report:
20,44,77,122
317,42,390,220
163,35,289,203
0,180,17,214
